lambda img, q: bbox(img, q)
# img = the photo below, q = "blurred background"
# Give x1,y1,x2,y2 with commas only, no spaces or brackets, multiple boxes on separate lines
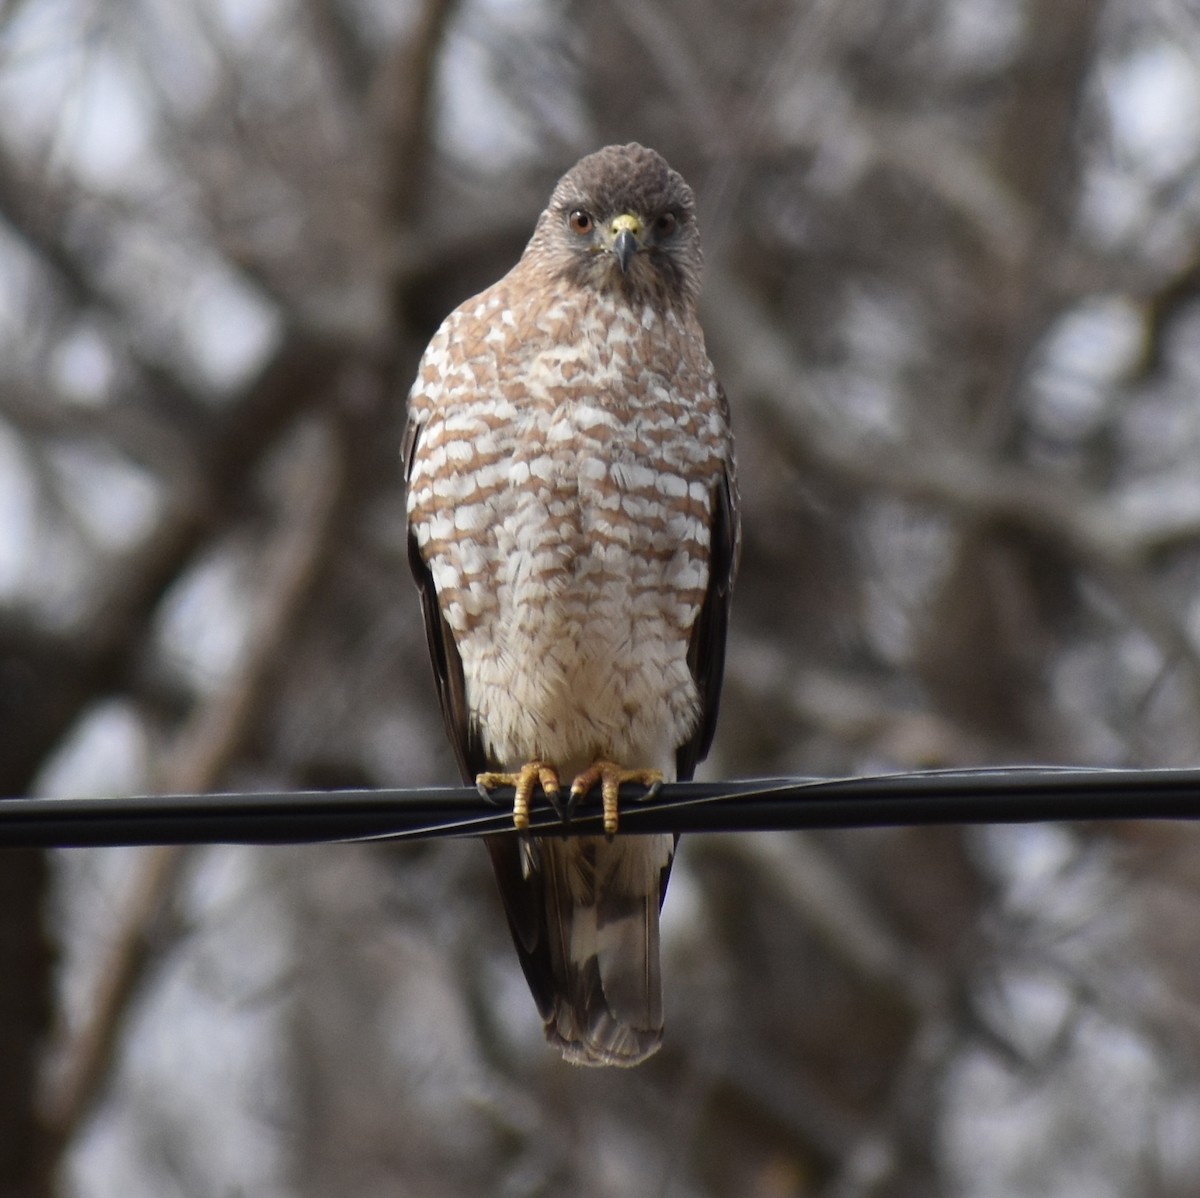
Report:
4,0,1200,1194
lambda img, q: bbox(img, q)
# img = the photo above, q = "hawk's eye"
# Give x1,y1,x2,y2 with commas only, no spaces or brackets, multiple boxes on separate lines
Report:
654,212,678,236
568,210,594,235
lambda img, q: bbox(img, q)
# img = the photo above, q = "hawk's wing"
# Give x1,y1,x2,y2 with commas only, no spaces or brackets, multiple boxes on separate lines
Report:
405,412,557,1019
676,452,739,783
403,413,488,783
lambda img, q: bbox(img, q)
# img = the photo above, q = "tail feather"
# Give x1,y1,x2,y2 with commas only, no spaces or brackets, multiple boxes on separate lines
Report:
486,832,675,1067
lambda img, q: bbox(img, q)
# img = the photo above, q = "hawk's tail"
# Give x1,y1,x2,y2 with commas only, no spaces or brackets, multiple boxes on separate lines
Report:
485,832,676,1067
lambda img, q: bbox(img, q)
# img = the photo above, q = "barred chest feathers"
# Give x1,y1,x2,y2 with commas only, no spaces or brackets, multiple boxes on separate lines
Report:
407,288,723,776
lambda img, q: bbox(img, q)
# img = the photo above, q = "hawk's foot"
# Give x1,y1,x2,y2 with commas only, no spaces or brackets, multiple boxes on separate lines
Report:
476,761,562,830
568,761,664,836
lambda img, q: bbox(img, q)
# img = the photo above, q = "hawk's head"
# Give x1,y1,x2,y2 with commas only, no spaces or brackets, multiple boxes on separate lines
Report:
527,143,703,313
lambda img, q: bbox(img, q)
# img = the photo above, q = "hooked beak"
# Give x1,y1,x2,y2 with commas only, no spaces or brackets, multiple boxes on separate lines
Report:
608,213,643,274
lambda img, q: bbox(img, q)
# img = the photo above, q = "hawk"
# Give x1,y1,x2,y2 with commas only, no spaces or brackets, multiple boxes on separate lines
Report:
404,143,738,1066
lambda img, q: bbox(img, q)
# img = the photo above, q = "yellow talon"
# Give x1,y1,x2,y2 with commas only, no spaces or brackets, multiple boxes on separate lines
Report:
476,761,562,831
569,761,664,836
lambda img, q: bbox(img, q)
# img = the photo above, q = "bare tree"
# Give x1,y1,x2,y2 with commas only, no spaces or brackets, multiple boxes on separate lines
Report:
4,0,1200,1194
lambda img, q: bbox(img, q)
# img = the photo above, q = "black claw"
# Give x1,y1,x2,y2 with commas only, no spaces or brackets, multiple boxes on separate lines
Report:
637,779,663,803
565,785,588,821
544,784,567,822
476,780,504,807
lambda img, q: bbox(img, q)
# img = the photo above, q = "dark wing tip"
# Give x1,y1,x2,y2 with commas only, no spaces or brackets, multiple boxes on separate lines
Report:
404,416,488,784
676,464,738,782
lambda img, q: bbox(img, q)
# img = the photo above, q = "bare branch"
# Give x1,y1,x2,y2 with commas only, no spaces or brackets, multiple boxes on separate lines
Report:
377,0,463,225
40,417,351,1158
697,832,942,1015
0,143,209,426
709,270,1200,713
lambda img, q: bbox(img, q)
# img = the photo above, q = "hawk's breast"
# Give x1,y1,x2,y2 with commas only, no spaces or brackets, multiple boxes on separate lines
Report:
409,285,726,772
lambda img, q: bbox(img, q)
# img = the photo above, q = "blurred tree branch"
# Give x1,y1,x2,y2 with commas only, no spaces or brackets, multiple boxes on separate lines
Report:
0,0,1199,1193
39,418,350,1164
712,271,1200,720
0,145,211,428
1,328,350,790
378,0,462,226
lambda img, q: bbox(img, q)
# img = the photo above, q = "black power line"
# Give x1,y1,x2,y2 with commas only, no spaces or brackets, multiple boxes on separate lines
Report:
3,766,1200,848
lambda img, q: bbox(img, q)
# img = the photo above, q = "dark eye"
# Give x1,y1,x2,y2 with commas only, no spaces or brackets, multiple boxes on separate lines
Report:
568,210,593,235
654,212,678,236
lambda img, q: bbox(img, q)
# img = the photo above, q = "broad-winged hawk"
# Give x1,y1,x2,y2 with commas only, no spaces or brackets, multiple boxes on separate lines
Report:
404,143,738,1066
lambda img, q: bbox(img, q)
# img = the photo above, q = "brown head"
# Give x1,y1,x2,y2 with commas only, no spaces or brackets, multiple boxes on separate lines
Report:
524,143,703,314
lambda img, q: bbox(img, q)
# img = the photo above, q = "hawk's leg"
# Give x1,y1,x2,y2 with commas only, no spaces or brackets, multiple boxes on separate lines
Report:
476,761,562,830
568,761,664,836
